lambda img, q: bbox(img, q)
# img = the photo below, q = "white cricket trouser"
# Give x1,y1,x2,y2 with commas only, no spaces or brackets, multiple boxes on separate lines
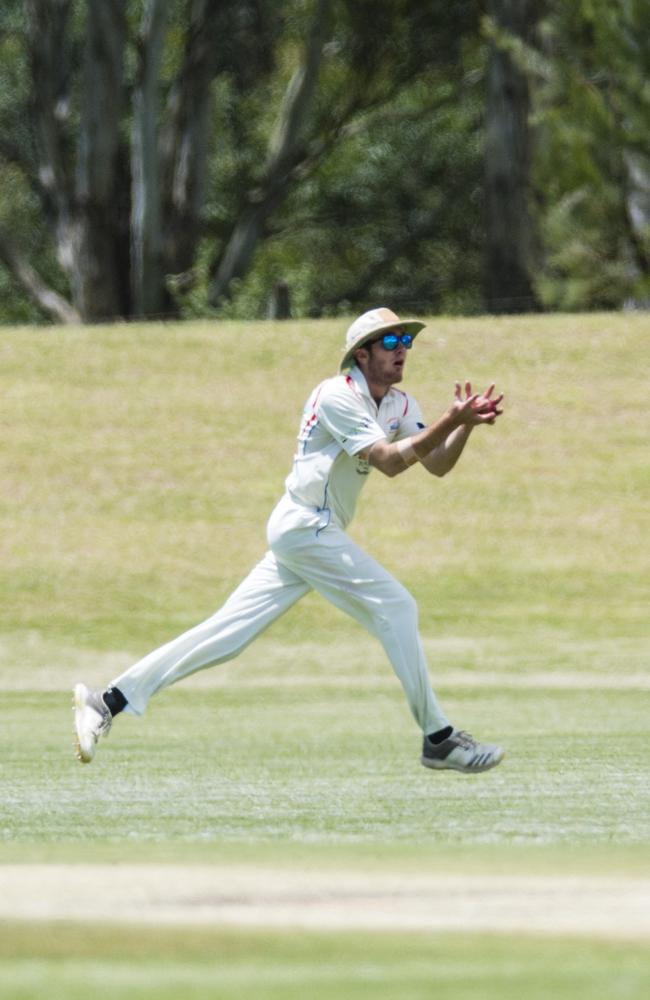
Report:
110,494,449,734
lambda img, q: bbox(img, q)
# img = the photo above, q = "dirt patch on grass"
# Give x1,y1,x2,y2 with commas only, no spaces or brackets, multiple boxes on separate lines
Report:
1,865,648,938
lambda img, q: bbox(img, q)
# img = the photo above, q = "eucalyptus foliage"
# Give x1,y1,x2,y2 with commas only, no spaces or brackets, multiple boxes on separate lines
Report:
0,1,648,322
532,0,650,309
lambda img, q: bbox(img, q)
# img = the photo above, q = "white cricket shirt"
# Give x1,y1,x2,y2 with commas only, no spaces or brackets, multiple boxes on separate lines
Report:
284,365,425,529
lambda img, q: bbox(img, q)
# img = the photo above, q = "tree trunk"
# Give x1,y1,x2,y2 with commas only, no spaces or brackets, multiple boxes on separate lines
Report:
207,0,332,305
0,228,81,324
207,192,284,307
484,0,540,313
131,0,170,318
267,279,292,319
25,1,128,322
72,0,128,320
160,0,222,280
26,0,75,271
622,151,650,280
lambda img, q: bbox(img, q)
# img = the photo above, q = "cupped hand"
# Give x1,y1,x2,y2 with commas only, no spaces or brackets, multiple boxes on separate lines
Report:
452,381,504,425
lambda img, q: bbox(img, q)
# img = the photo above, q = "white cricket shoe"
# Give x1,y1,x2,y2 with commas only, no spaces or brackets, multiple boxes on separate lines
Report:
421,729,504,773
73,683,112,763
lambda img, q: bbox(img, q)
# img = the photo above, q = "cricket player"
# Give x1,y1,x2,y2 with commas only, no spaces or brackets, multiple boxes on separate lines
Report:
74,307,505,773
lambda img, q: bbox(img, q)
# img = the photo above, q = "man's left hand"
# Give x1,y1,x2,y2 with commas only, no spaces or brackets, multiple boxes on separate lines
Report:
458,381,504,425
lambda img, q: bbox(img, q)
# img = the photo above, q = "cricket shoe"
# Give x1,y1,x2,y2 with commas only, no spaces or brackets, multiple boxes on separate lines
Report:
73,683,112,763
421,729,504,774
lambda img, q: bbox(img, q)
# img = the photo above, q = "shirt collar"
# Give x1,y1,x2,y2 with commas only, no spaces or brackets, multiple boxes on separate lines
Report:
348,364,374,400
347,364,396,409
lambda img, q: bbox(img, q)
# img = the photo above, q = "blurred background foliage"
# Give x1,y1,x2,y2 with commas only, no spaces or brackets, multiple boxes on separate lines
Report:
0,0,649,325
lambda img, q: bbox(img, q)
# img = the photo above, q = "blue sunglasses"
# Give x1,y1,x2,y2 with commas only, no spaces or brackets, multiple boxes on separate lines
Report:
370,331,414,351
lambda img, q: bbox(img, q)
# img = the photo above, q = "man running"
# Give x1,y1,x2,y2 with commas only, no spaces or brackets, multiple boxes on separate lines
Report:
74,307,505,774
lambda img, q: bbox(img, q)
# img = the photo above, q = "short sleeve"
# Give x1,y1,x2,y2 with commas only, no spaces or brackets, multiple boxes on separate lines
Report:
394,395,426,439
318,384,386,456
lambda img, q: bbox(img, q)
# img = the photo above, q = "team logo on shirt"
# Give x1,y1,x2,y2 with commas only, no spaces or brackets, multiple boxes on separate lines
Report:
356,456,370,475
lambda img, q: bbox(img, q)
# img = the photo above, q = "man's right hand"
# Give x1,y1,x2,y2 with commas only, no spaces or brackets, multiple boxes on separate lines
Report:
451,381,504,426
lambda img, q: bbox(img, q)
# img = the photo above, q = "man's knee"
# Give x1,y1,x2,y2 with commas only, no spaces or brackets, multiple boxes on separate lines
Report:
375,584,419,632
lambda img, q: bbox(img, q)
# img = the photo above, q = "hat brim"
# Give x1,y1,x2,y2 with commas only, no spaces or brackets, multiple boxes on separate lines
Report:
340,319,426,371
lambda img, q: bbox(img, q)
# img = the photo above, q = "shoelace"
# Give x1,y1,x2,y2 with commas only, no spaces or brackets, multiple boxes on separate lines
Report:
93,702,113,737
453,730,477,750
98,713,112,736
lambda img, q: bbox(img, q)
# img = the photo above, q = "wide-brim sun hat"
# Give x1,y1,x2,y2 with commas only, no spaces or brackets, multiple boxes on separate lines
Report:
340,307,426,371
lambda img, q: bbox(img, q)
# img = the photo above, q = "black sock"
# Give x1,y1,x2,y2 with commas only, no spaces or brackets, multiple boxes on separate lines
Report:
102,687,128,717
426,725,453,745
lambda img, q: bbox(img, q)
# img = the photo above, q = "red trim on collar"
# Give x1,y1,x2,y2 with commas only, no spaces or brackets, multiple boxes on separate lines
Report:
345,374,362,398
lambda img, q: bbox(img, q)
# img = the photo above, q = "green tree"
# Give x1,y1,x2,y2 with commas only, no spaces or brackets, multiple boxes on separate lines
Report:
0,0,483,324
483,0,543,313
532,0,650,309
206,0,486,318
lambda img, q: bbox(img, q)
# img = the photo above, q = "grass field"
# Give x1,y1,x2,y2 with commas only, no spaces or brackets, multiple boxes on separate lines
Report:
1,924,647,1000
0,313,648,998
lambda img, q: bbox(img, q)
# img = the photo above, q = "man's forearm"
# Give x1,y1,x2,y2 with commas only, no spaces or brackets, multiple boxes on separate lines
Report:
420,424,473,477
367,407,461,477
410,407,461,459
366,384,500,478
